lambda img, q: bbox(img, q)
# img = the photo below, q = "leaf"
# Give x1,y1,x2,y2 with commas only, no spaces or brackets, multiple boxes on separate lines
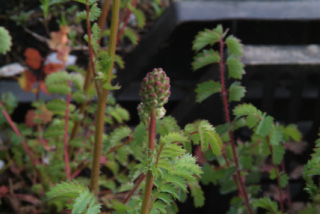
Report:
24,48,42,69
18,70,37,92
0,27,12,54
233,103,260,117
227,56,244,79
123,27,139,45
90,3,101,21
71,73,84,90
189,182,205,208
252,197,278,213
229,81,246,102
157,192,172,205
103,82,121,90
114,54,125,69
256,114,274,137
72,190,91,214
46,181,86,200
272,145,285,165
225,35,243,57
270,127,283,146
192,49,220,71
246,114,260,129
284,124,302,142
160,184,179,199
280,173,289,188
192,27,222,52
269,168,277,180
133,8,146,28
43,63,64,75
195,80,221,102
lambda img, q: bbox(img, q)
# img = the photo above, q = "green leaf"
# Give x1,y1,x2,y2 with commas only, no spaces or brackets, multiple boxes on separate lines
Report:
123,27,139,45
103,82,121,90
0,27,12,54
233,103,259,117
269,168,277,180
160,184,179,199
157,192,172,205
189,182,205,208
76,10,86,22
90,3,101,21
229,81,246,102
71,73,84,90
239,156,253,170
280,173,289,188
160,132,188,145
195,80,221,102
246,114,259,129
201,164,216,185
192,49,220,71
270,127,283,146
192,27,222,52
46,181,86,200
133,8,146,28
253,197,278,213
73,0,86,4
272,145,285,165
227,56,245,79
284,124,302,142
115,54,125,69
226,35,243,57
72,190,91,214
256,114,274,137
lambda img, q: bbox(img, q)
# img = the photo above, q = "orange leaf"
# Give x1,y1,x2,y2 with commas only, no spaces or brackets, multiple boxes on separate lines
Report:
24,48,42,70
25,110,36,127
39,81,49,94
18,70,37,92
36,103,53,124
43,63,64,75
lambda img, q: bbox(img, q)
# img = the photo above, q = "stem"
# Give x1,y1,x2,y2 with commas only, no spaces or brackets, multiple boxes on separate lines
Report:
0,103,38,167
141,109,157,214
107,136,133,154
90,0,120,195
281,160,291,206
123,173,146,204
116,0,138,43
267,136,285,214
64,81,72,180
98,0,111,44
218,38,253,214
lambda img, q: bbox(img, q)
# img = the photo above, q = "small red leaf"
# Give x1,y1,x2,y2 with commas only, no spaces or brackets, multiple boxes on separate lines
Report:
43,63,64,75
18,70,37,92
24,48,42,70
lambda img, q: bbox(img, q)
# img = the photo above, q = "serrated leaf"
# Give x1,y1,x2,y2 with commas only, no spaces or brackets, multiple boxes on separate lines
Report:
270,127,283,146
226,35,243,57
123,27,139,45
239,156,253,170
246,114,259,129
195,80,221,102
284,124,302,142
157,192,172,205
71,73,84,90
115,54,125,69
46,180,86,200
229,81,246,102
256,114,274,137
192,49,220,71
233,103,259,117
227,56,244,79
272,145,285,165
192,28,222,52
0,27,12,54
189,182,205,208
280,173,289,188
103,82,121,90
160,184,179,199
133,8,146,28
90,3,101,21
269,168,277,180
72,190,91,214
253,197,278,213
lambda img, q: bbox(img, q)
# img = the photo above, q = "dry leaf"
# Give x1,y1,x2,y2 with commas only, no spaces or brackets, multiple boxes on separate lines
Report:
25,110,36,127
47,25,70,62
18,70,37,92
264,184,289,202
284,141,308,155
43,63,64,75
289,165,304,179
24,48,42,70
36,104,53,124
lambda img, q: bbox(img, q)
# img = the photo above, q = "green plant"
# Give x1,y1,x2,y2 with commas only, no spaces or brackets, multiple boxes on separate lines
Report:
192,25,302,213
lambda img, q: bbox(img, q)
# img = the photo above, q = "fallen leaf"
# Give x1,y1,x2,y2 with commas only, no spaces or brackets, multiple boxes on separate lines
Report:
24,48,42,70
18,70,37,92
43,63,64,75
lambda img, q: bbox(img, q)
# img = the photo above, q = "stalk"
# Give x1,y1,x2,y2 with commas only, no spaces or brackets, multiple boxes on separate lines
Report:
267,136,285,214
90,0,120,195
218,37,253,214
63,80,72,180
141,109,157,214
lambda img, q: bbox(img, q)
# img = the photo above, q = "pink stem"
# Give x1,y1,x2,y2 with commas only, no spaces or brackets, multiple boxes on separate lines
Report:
0,102,38,167
64,81,72,180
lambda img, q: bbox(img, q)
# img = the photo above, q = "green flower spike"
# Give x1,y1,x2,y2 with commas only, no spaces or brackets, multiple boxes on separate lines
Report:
138,68,171,122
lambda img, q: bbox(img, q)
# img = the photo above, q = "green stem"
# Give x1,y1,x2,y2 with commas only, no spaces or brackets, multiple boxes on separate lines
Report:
141,109,157,214
90,0,120,195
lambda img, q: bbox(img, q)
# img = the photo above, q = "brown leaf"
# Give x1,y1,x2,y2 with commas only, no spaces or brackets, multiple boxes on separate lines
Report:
36,103,53,124
25,110,36,127
43,63,64,75
24,48,42,70
17,70,37,92
264,184,289,202
284,141,308,155
289,165,304,179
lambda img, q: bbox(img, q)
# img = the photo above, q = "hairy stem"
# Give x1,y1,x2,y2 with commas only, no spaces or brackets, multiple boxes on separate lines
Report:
64,81,72,180
90,0,120,195
218,38,253,214
116,0,138,43
98,0,111,43
267,136,285,214
141,109,157,214
123,173,146,204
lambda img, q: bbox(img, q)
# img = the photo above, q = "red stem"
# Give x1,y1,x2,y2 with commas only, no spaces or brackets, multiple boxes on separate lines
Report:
98,0,111,44
0,103,38,167
267,136,285,214
116,0,138,44
123,173,146,204
141,109,157,214
218,37,253,214
281,160,291,206
64,81,72,180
